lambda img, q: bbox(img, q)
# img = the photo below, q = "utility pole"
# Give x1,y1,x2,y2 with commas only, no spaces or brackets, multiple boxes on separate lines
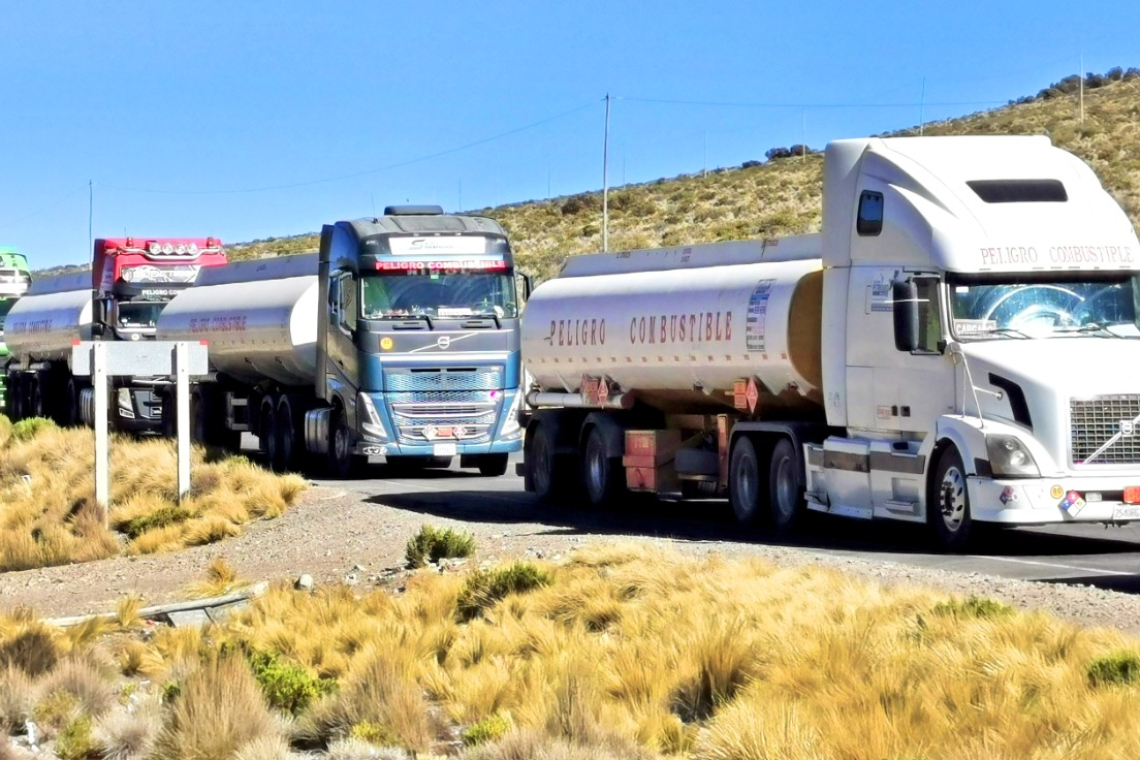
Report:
88,180,93,257
602,93,610,253
703,131,708,177
801,110,807,158
919,78,926,136
1079,55,1085,125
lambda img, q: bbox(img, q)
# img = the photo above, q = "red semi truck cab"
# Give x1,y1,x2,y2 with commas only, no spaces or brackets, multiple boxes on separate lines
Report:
92,237,228,340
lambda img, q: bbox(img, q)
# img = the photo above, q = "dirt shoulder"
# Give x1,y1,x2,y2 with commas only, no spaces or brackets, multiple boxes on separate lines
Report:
3,484,1140,636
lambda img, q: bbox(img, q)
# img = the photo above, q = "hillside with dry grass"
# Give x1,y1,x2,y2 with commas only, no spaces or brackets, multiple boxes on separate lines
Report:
0,416,306,572
228,72,1140,282
6,541,1140,759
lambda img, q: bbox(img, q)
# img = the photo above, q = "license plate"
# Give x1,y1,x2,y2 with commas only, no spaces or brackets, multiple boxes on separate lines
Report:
1113,505,1140,521
433,443,458,456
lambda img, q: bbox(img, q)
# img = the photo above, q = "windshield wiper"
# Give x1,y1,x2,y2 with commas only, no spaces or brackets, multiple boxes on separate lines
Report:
979,327,1032,339
465,312,502,328
1056,322,1132,338
390,314,434,329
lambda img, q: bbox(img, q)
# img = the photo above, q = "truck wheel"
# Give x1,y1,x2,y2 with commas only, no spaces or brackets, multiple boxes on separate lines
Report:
160,391,176,438
8,375,22,421
190,393,209,444
474,453,510,477
260,397,281,471
530,422,568,502
66,380,83,428
729,436,762,527
29,377,45,419
769,438,805,532
326,405,363,479
276,400,302,472
582,426,622,506
930,446,973,552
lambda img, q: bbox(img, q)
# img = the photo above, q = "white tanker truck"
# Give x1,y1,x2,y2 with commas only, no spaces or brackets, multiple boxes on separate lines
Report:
521,135,1140,550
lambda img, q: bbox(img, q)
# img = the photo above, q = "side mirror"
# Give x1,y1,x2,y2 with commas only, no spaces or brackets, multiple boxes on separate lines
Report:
892,279,920,352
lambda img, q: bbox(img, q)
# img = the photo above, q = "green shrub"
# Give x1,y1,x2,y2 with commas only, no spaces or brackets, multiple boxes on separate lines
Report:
161,680,182,703
122,506,191,539
931,596,1013,620
349,720,398,746
55,715,96,760
405,525,476,569
462,712,513,746
1088,651,1140,687
457,562,552,621
10,417,55,442
248,651,336,715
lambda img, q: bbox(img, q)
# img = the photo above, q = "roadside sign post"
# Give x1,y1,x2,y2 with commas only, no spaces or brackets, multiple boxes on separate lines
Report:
71,341,209,526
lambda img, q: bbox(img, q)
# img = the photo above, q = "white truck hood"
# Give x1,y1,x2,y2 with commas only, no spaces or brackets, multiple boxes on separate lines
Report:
961,338,1140,472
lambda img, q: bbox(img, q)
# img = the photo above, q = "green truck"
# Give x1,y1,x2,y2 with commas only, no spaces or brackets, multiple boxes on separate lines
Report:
0,248,32,411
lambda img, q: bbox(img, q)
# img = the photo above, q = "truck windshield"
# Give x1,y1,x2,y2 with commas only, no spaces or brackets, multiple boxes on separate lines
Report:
118,302,165,329
361,270,519,319
949,273,1140,339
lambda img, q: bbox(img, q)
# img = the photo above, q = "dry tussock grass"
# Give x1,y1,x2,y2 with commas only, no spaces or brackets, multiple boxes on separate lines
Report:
150,655,279,760
0,419,306,571
10,543,1140,757
188,542,1140,758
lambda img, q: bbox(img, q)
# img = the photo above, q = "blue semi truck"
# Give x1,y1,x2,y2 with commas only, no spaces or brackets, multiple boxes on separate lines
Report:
157,206,527,476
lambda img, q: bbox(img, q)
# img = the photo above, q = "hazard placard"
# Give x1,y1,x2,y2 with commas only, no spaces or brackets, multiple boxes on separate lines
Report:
745,376,759,413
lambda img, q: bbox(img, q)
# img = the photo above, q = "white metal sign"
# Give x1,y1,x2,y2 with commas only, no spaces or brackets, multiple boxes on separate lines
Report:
70,341,206,521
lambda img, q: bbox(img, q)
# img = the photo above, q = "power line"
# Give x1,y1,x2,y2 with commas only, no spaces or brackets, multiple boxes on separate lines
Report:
620,95,1008,109
101,99,601,196
2,183,90,229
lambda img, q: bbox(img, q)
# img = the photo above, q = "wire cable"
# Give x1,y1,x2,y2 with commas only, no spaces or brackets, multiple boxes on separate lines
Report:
103,99,602,196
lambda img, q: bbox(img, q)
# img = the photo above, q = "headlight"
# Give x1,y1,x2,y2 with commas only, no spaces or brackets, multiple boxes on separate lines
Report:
986,434,1039,477
117,388,135,418
498,391,522,438
357,392,387,440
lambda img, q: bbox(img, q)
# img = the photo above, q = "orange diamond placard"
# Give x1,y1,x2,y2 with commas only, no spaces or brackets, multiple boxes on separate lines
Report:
745,376,759,413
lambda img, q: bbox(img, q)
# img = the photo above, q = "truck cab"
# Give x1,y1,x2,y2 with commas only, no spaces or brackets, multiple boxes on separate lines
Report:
0,247,30,411
314,206,527,476
5,238,227,431
805,136,1140,548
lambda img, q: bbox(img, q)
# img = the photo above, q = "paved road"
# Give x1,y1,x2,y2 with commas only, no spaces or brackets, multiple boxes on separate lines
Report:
312,452,1140,594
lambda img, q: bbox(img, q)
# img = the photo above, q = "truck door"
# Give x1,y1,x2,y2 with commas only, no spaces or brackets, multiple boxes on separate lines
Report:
327,270,362,399
846,267,955,436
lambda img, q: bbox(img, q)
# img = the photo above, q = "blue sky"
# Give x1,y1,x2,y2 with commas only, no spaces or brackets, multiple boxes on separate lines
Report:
3,0,1138,269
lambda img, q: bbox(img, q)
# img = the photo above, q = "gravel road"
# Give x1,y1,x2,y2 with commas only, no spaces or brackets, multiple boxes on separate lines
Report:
3,479,1140,636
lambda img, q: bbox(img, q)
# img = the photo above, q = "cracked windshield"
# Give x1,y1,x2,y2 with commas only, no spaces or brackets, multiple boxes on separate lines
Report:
362,268,519,319
950,274,1140,339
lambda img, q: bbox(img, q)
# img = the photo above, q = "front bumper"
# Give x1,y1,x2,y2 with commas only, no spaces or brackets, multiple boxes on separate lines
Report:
970,474,1140,524
354,435,521,460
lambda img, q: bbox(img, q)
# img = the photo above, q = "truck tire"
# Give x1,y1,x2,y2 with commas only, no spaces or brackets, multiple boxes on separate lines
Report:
260,396,281,471
729,436,762,527
66,380,83,428
160,391,176,438
769,437,805,532
276,397,303,473
581,425,622,506
8,375,23,421
930,446,973,552
529,422,570,503
326,405,364,479
473,453,509,477
29,377,45,419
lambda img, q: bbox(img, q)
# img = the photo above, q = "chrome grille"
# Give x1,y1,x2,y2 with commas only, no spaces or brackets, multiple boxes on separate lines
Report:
385,367,503,392
1071,395,1140,465
389,391,498,444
